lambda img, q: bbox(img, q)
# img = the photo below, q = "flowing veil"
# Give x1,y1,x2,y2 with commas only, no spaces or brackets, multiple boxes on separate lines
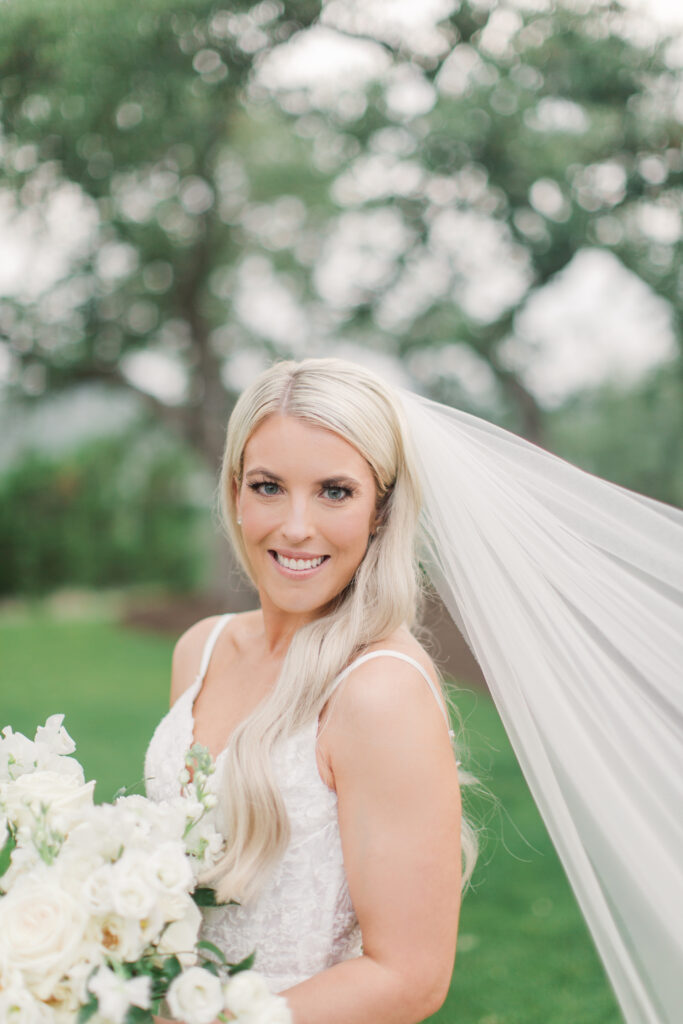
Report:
396,387,683,1024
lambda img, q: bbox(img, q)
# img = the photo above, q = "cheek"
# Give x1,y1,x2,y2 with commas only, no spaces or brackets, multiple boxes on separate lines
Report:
329,508,373,551
241,504,276,540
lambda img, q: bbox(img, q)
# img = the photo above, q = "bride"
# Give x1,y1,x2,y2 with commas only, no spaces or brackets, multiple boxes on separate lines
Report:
146,356,682,1024
145,357,475,1023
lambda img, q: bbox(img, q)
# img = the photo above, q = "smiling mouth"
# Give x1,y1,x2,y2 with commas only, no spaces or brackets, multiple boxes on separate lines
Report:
269,551,330,572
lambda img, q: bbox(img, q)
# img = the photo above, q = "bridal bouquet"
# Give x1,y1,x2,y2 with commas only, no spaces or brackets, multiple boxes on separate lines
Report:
0,715,291,1024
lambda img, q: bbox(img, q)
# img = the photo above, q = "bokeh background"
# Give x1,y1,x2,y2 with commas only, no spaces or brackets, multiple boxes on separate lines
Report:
1,1,682,1021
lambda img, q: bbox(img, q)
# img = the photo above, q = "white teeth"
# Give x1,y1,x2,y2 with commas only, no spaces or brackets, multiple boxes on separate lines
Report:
275,552,325,570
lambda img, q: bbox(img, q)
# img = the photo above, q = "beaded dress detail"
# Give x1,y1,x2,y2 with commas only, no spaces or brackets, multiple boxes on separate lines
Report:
144,613,453,993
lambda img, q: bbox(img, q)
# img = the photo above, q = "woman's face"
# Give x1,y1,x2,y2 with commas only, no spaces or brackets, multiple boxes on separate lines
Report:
234,414,379,618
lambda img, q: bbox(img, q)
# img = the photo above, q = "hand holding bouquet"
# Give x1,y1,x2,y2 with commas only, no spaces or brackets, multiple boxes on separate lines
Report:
0,715,291,1024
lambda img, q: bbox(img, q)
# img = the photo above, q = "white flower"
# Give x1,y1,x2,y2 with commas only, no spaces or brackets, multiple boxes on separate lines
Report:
0,770,94,833
184,817,225,869
157,897,202,965
32,716,84,779
222,971,273,1016
81,864,115,915
250,996,294,1024
34,715,76,757
0,842,41,892
146,840,194,895
0,872,88,1000
110,853,156,920
62,957,105,1007
0,813,8,847
61,804,126,863
167,966,224,1024
0,728,37,781
88,965,151,1024
139,901,165,946
222,974,293,1024
159,795,202,842
90,912,146,962
0,979,55,1023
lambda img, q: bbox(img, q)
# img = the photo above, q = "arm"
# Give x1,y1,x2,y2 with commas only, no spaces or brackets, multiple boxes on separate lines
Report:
282,656,462,1024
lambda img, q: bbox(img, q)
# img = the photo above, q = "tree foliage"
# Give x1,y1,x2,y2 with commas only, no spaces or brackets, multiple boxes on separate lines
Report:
0,0,680,478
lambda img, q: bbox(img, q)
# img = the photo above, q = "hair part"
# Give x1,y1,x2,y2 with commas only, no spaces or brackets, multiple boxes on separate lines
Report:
201,357,478,903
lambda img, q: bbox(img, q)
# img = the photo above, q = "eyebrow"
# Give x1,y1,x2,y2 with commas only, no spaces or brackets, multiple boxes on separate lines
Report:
245,467,362,488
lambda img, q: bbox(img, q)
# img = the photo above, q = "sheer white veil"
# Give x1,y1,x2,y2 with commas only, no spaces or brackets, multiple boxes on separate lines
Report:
395,387,682,1024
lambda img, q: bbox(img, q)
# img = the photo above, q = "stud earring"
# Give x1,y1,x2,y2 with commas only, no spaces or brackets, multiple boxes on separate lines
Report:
237,516,242,525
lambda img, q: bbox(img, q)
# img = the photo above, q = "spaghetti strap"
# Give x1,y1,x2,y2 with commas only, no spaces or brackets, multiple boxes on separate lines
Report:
329,649,455,739
196,612,234,684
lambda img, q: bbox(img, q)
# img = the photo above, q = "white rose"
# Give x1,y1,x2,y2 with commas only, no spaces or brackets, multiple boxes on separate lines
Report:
62,805,126,862
33,750,85,782
247,995,294,1024
88,965,151,1024
222,971,273,1015
157,897,201,965
112,795,175,847
0,873,87,1000
1,771,94,832
110,854,156,920
158,888,190,922
146,840,194,895
166,966,224,1024
81,863,115,915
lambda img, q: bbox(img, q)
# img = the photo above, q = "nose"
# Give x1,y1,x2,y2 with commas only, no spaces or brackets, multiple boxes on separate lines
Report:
280,497,314,542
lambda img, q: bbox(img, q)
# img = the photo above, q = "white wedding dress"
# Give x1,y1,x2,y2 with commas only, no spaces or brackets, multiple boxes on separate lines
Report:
144,612,453,993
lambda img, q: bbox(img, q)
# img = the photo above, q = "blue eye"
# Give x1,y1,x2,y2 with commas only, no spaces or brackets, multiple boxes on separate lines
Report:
324,486,351,501
248,481,353,502
249,481,281,496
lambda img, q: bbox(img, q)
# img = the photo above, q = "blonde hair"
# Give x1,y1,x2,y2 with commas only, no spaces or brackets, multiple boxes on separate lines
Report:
201,357,478,903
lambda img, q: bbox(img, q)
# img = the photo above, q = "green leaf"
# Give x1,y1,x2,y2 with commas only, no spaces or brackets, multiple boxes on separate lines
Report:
228,950,256,975
0,828,16,878
159,955,182,984
192,885,234,907
124,1007,154,1024
197,939,227,965
77,994,99,1024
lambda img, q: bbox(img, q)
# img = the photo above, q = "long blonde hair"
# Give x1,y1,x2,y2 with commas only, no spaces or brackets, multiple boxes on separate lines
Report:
201,357,478,903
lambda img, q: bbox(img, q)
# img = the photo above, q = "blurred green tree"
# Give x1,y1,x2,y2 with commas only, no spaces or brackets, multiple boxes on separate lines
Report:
260,0,682,443
0,425,210,595
0,0,323,469
0,0,680,476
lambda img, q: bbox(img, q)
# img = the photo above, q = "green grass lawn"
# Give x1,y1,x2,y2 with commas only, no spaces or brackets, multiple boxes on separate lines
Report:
0,610,623,1024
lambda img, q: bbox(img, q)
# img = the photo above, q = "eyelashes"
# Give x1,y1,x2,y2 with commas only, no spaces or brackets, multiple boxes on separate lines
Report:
247,480,355,502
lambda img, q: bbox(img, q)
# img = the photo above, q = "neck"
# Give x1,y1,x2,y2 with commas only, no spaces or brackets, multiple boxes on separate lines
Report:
256,596,322,657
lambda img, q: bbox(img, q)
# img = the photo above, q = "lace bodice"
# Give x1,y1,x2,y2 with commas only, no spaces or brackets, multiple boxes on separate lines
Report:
144,613,453,993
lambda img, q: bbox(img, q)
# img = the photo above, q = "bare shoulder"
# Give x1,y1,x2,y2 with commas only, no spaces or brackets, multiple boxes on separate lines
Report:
324,629,456,799
169,610,260,706
363,626,441,690
330,628,447,744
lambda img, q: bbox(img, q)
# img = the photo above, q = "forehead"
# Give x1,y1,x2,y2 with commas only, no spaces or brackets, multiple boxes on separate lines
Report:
243,414,373,479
